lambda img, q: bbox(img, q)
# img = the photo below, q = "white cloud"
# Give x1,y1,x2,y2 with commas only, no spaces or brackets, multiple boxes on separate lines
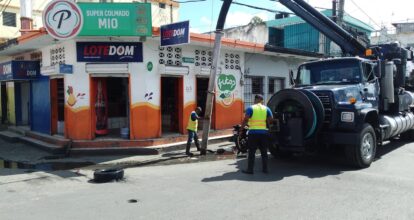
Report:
200,16,212,26
225,11,271,28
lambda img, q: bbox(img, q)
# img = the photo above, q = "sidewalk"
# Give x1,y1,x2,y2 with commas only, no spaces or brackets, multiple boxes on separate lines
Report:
0,135,236,172
0,125,233,156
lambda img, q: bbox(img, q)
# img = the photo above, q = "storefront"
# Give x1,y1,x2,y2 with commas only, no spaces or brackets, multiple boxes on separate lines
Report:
0,61,40,126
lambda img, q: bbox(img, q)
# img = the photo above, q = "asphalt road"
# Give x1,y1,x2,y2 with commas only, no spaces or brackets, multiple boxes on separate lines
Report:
1,139,414,220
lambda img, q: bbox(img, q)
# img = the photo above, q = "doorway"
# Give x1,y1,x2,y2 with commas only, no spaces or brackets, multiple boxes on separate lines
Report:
196,77,209,117
161,77,183,134
15,82,30,126
1,83,7,124
51,78,65,135
92,77,130,139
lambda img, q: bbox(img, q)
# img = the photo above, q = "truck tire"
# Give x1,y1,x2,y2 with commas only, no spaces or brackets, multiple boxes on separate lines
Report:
346,123,376,168
269,143,293,159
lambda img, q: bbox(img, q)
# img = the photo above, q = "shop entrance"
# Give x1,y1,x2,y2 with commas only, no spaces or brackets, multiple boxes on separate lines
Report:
51,78,65,135
1,83,7,124
161,76,183,134
15,82,30,126
92,77,130,139
196,77,209,117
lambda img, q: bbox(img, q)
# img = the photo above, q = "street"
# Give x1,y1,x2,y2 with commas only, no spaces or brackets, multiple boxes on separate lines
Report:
1,139,414,220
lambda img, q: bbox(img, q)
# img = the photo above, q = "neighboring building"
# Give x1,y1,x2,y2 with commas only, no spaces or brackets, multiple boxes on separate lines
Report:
371,22,414,47
0,0,51,43
0,28,318,142
222,10,374,56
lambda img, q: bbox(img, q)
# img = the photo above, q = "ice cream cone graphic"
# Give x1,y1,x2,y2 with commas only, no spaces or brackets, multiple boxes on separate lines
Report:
67,86,77,107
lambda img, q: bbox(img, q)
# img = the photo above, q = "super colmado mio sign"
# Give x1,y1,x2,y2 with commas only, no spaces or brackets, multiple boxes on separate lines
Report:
78,3,152,36
76,42,143,62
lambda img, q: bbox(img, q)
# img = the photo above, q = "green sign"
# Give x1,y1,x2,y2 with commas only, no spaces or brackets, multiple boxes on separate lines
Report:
147,61,153,71
182,57,195,63
217,74,236,99
78,3,152,36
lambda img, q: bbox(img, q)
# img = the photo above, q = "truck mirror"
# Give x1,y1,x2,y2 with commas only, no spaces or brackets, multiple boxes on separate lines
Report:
289,70,295,86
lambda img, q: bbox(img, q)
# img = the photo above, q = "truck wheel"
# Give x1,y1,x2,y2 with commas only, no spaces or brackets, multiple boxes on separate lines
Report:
269,143,293,159
346,123,376,168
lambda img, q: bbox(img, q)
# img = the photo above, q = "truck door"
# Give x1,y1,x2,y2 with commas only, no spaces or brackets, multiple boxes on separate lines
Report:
361,63,379,108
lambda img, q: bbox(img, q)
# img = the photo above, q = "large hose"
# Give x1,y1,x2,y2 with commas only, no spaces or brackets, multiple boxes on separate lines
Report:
267,89,324,139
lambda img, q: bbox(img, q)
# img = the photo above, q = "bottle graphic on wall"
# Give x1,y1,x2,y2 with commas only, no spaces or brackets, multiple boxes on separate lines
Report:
95,79,108,135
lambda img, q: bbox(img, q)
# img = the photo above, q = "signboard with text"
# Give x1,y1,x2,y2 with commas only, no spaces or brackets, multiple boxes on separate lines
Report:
161,21,190,46
0,61,40,81
42,0,83,40
78,3,152,37
76,42,143,62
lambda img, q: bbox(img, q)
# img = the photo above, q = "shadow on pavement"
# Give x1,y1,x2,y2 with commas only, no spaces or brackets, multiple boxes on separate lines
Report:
202,140,412,183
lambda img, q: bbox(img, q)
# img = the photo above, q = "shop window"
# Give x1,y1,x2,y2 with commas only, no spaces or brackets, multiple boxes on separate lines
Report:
30,52,42,67
50,47,65,66
194,49,212,67
2,12,16,27
223,52,241,70
268,77,285,94
14,56,24,61
244,76,264,110
159,46,182,66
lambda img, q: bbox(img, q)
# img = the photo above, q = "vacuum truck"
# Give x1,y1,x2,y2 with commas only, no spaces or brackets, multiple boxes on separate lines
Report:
267,0,414,168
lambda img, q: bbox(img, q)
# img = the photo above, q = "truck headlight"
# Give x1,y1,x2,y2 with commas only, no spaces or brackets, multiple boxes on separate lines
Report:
341,112,354,122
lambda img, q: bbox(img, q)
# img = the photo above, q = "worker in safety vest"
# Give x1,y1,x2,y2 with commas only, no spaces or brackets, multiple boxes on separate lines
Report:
186,107,202,156
241,94,273,174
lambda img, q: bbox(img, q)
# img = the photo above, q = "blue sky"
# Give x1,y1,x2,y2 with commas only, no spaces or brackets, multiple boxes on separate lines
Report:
179,0,414,33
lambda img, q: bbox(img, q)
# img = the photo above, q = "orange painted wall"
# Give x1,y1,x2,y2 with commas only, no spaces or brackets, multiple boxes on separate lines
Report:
130,103,161,139
65,106,93,140
214,99,244,129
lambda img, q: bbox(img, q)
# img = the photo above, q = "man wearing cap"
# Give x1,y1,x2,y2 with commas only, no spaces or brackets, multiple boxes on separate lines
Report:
241,94,273,174
186,107,202,156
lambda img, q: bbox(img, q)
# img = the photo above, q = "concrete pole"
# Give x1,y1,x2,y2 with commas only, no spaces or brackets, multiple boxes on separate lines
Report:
200,31,223,155
200,0,233,155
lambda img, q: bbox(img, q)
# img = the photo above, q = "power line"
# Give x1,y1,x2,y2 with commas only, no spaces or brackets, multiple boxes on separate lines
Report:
0,0,12,16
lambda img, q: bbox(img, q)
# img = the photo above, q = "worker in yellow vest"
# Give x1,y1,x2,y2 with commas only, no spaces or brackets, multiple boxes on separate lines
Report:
241,94,273,174
186,107,202,156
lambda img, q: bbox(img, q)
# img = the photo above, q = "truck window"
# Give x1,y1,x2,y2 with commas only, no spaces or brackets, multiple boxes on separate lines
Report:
296,59,362,86
362,63,375,82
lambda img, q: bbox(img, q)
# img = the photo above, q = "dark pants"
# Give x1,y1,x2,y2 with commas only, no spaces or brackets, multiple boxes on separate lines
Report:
186,129,200,153
246,133,269,172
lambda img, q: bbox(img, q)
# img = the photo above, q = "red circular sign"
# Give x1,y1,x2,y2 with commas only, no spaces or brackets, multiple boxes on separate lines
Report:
42,0,83,40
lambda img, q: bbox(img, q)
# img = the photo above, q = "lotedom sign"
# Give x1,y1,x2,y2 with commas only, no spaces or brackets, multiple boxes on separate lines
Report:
161,21,190,47
42,0,83,40
0,61,40,81
78,3,152,36
76,42,143,62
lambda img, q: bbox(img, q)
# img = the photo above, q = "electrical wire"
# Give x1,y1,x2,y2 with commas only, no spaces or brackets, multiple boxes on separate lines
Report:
0,0,12,15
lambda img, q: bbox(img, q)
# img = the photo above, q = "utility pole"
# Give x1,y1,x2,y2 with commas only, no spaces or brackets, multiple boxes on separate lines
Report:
337,0,345,27
200,0,233,155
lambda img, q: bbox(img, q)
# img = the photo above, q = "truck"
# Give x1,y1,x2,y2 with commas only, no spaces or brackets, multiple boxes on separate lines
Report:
264,0,414,168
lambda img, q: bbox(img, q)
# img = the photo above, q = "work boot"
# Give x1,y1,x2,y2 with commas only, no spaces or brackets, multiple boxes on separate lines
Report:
186,152,194,157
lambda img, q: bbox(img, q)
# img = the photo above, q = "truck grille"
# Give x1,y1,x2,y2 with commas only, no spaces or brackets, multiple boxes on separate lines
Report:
314,93,332,123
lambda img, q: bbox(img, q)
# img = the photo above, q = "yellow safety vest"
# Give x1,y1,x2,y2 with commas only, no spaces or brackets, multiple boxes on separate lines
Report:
248,104,268,130
187,111,198,131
